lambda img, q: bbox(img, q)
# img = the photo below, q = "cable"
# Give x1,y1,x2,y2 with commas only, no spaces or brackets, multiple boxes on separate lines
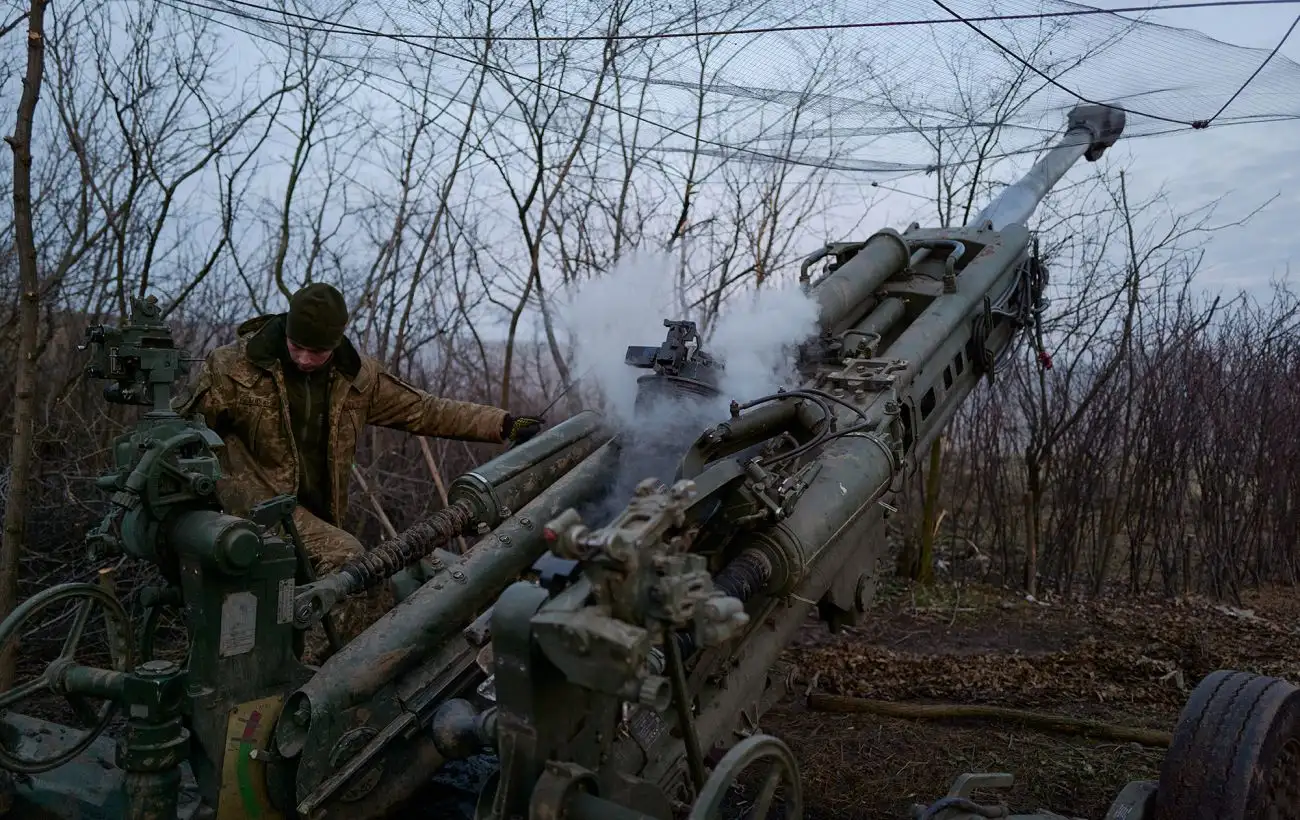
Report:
926,0,1300,130
1201,12,1300,125
190,0,1300,43
165,0,1300,199
926,0,1193,126
165,0,934,176
870,111,1300,185
172,0,1300,184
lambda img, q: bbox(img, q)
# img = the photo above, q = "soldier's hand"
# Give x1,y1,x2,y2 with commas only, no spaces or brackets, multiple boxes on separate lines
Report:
502,414,545,445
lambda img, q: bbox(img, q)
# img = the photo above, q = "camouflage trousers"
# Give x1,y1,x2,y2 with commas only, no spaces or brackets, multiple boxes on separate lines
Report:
294,507,396,666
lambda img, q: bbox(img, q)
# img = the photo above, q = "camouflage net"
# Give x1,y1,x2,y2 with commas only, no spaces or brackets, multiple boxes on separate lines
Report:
180,0,1300,180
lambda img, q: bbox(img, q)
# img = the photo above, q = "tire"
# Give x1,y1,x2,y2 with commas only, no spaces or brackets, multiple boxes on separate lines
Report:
1153,669,1300,820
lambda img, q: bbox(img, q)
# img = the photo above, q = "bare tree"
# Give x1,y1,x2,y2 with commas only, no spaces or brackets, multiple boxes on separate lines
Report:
481,0,628,410
1,0,48,689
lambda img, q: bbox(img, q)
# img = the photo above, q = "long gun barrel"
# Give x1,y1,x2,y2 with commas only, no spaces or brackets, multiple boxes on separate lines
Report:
808,103,1125,338
968,103,1125,230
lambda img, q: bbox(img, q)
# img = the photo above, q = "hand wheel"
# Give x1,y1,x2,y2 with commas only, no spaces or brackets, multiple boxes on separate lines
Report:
0,582,135,773
688,734,803,820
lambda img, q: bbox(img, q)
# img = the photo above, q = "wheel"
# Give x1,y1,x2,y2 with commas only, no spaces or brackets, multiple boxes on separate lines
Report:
1153,669,1300,820
688,734,803,820
0,582,135,773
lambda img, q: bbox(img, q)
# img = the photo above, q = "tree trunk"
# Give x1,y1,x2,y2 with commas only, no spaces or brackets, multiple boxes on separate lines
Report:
894,469,921,578
1024,451,1042,596
1,0,50,690
917,437,944,584
807,694,1172,747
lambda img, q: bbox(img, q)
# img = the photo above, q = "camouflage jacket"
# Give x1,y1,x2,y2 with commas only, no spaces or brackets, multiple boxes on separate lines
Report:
174,313,508,526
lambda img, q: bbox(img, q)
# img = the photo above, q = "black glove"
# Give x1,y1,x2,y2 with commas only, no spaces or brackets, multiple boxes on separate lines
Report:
502,414,545,445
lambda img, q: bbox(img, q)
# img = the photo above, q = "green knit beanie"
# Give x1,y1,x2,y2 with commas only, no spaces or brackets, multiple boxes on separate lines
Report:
286,283,348,350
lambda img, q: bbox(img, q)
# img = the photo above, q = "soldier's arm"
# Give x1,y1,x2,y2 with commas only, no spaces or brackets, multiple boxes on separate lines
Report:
367,371,508,443
172,354,233,433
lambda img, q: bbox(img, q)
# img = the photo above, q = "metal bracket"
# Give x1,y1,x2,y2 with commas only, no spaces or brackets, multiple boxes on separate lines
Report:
797,241,870,287
819,357,909,395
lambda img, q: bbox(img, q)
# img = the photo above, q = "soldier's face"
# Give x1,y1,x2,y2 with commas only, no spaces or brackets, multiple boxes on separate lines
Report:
286,339,334,372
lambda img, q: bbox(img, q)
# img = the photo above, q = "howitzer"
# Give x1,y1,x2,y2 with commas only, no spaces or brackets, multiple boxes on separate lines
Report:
1,102,1297,820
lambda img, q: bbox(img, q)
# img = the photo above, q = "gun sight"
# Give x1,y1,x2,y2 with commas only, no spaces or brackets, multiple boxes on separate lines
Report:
81,295,185,413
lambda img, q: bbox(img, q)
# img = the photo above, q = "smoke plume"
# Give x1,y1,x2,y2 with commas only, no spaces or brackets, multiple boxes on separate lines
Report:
556,253,820,524
557,251,680,428
709,279,820,403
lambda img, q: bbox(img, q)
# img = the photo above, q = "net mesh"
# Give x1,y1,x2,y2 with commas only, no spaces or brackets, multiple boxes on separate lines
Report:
183,0,1300,181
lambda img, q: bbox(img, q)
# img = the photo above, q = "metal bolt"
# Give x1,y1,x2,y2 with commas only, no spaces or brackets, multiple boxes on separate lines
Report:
498,534,512,545
452,570,467,583
519,517,532,528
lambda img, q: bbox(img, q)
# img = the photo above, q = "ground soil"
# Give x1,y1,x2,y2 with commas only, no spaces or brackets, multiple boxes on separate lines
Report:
760,579,1300,820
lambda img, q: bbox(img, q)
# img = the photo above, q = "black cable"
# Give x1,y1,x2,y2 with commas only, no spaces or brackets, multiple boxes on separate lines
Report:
191,0,1300,43
731,387,884,468
897,111,1300,182
171,0,1300,187
926,0,1193,126
190,0,1300,151
927,0,1300,130
738,387,873,425
161,0,922,175
1200,12,1300,125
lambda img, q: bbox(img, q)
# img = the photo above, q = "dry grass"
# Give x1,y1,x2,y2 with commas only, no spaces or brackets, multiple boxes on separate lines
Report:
754,580,1300,819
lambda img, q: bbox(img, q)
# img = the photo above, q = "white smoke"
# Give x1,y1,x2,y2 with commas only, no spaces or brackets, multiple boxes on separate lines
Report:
707,279,821,404
556,250,680,427
557,253,822,422
557,255,822,524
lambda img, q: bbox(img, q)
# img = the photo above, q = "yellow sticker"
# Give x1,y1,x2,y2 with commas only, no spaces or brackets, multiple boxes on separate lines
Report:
217,695,286,820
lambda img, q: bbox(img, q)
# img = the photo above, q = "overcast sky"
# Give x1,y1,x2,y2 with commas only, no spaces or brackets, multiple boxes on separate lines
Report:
859,0,1300,294
1121,0,1300,291
127,0,1300,322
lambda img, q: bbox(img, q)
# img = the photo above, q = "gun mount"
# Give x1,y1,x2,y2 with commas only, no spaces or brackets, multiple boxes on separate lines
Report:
2,102,1297,820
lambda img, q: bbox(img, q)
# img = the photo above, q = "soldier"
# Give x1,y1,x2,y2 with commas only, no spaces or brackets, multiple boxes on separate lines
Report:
175,283,543,660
